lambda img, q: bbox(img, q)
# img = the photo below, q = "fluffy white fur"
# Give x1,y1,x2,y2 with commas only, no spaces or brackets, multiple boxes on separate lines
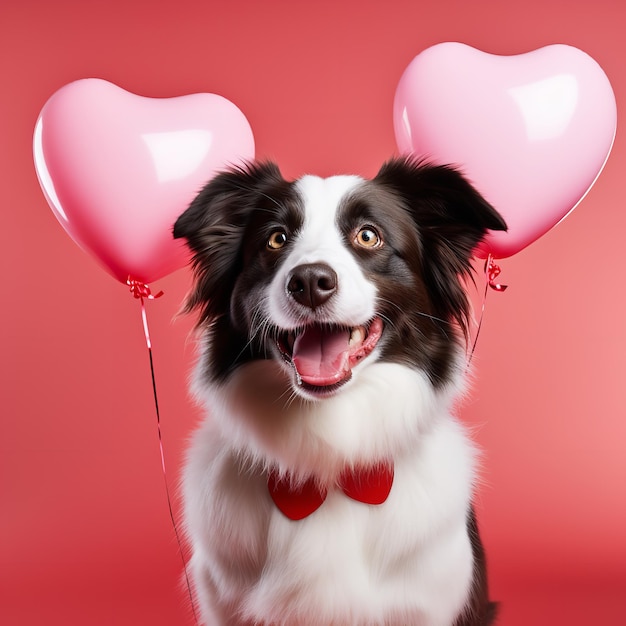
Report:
182,174,480,626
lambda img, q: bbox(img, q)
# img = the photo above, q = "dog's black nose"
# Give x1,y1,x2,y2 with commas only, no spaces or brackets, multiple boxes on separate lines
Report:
287,263,338,309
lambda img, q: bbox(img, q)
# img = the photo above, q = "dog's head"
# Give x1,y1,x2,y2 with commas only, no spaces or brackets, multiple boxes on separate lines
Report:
174,158,506,403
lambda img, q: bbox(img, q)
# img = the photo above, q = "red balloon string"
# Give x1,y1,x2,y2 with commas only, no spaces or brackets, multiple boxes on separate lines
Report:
127,278,200,625
468,254,507,364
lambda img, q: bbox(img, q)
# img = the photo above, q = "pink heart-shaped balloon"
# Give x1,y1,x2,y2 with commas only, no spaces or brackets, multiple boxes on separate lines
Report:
34,79,255,283
394,43,616,258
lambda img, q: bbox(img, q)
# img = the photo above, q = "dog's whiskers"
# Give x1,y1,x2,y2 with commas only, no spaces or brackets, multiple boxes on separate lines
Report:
226,304,273,366
280,386,301,411
378,295,454,340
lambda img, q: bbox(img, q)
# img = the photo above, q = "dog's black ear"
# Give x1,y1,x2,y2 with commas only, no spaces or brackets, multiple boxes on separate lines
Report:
173,161,286,323
374,156,507,336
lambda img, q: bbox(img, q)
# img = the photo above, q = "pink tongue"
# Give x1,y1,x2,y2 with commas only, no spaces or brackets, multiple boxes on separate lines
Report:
292,326,351,385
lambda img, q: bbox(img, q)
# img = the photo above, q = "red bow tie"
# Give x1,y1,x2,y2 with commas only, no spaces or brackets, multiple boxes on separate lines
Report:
268,463,394,521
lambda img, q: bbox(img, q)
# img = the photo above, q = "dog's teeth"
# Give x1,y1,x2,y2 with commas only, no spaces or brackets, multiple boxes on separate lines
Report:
349,326,365,347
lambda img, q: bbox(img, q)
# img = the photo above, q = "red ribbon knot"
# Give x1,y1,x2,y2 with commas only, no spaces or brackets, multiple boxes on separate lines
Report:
127,276,164,300
485,256,507,292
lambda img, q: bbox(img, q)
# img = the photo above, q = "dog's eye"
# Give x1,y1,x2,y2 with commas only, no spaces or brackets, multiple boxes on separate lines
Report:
355,226,382,249
267,230,288,250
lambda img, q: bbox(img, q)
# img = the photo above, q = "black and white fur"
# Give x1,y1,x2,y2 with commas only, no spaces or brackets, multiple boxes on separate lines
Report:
174,157,507,626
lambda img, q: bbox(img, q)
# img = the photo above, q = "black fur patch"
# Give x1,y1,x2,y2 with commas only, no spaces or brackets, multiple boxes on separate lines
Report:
372,157,507,341
173,161,304,380
454,508,499,625
336,157,506,385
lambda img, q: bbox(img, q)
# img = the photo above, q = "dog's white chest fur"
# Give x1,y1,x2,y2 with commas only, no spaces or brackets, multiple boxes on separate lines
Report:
184,362,476,626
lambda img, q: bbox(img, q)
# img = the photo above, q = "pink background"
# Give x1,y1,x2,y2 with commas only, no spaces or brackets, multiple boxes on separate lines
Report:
2,1,625,624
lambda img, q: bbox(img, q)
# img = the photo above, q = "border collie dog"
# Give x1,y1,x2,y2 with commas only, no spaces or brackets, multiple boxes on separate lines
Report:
174,157,507,626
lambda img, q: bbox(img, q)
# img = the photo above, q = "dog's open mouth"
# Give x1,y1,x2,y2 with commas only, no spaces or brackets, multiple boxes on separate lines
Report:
277,317,383,394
